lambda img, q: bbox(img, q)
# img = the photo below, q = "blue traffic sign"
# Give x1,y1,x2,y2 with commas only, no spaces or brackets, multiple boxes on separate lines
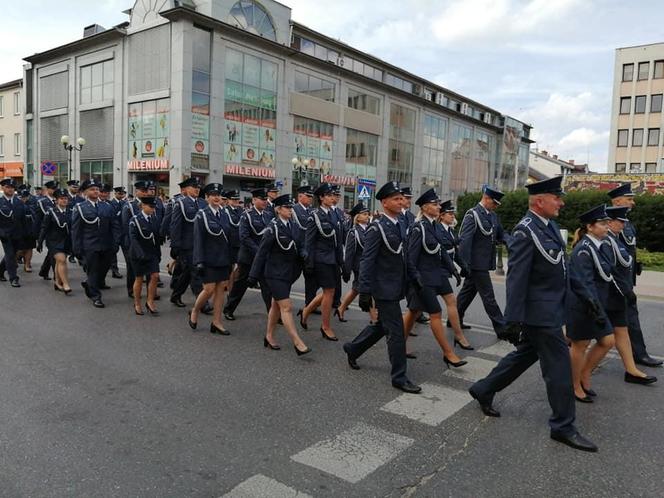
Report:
40,161,57,176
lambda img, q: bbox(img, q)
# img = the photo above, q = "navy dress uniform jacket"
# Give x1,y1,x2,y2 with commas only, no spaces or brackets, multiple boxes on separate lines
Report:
304,207,343,268
224,205,242,253
504,213,567,328
439,223,461,277
0,196,28,240
358,216,408,301
170,196,206,253
121,200,142,250
237,207,270,265
71,200,121,256
458,204,509,271
619,220,638,285
193,207,232,268
160,194,182,239
343,224,368,279
250,218,302,282
38,207,71,254
406,218,455,287
292,203,310,247
34,196,55,237
128,214,162,262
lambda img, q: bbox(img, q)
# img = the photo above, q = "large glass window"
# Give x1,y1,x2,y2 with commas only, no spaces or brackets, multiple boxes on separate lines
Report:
635,95,646,113
80,60,113,105
80,160,113,185
651,94,662,113
191,27,211,170
385,74,413,93
648,128,660,146
655,60,664,79
638,62,650,80
615,163,626,172
450,123,473,193
346,129,378,210
617,129,628,147
645,162,657,173
388,103,416,185
227,1,276,41
224,48,278,169
421,114,448,192
347,88,380,115
471,130,494,193
292,117,334,188
294,70,335,102
620,97,631,114
622,63,634,82
632,128,644,146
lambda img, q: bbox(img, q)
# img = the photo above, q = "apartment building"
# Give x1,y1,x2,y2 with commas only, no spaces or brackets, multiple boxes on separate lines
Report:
0,79,23,179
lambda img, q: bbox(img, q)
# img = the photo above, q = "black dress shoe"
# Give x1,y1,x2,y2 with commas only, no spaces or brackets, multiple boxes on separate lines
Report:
575,394,594,403
100,284,111,290
550,431,598,453
406,352,417,359
111,271,123,279
127,290,134,299
170,296,186,308
157,281,164,288
624,372,657,385
10,278,21,288
187,310,197,330
92,299,105,308
296,309,307,330
211,323,230,336
447,319,470,329
263,337,281,350
223,311,236,321
392,381,422,394
320,328,338,341
468,387,500,417
635,355,663,368
415,314,430,324
343,343,360,370
81,281,92,298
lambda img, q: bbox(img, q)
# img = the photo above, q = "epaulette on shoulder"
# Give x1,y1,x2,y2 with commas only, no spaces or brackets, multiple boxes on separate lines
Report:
519,217,532,227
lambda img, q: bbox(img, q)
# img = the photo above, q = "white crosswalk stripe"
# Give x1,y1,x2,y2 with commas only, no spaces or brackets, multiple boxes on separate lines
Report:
479,341,516,358
222,474,312,498
380,382,472,426
291,422,413,483
442,357,498,383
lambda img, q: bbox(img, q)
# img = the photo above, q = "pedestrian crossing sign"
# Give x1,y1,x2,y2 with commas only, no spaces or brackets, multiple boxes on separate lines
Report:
357,185,370,199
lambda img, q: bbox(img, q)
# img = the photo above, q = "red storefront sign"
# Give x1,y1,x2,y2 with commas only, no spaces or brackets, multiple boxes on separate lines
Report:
321,174,356,186
127,159,170,172
224,164,276,179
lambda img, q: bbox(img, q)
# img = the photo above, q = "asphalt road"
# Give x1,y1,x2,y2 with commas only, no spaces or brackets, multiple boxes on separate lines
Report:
1,255,663,497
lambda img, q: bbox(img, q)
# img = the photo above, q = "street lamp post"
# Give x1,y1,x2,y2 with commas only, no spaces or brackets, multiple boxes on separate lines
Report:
60,135,86,181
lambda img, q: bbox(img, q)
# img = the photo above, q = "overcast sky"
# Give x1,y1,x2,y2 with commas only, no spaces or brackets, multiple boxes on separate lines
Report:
3,0,664,171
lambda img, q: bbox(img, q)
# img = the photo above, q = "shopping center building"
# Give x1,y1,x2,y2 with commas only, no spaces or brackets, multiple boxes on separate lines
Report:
23,0,532,208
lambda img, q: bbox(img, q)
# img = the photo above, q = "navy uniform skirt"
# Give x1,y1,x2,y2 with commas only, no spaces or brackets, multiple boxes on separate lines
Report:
566,305,614,341
131,257,160,276
314,262,338,289
266,278,291,301
406,281,452,314
202,265,230,284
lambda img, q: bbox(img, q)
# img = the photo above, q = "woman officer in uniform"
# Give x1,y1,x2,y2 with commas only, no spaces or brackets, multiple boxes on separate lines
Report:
299,183,343,341
249,194,311,356
336,202,373,322
37,189,73,294
402,188,467,368
190,183,232,335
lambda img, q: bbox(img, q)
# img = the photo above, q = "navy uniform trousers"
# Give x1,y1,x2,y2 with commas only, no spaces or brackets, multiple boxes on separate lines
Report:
471,325,575,435
224,261,272,313
456,270,505,333
627,299,647,359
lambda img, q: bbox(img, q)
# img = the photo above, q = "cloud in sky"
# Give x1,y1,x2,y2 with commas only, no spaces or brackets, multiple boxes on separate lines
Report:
3,0,664,172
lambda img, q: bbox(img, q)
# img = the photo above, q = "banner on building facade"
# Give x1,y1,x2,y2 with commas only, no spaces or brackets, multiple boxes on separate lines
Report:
563,173,664,195
128,159,170,172
224,164,276,179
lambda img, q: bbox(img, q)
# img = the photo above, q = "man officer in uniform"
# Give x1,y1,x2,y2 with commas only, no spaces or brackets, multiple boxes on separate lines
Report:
342,181,421,394
108,186,127,280
608,183,662,367
293,185,316,305
0,178,29,287
468,176,597,452
34,180,59,280
71,179,121,308
264,183,280,220
456,186,510,336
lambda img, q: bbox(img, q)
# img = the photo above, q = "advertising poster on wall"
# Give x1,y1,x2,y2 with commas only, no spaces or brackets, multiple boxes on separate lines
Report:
224,142,240,162
128,99,171,161
191,113,210,157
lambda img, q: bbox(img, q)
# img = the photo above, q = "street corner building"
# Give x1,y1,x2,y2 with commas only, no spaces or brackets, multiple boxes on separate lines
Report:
22,0,533,209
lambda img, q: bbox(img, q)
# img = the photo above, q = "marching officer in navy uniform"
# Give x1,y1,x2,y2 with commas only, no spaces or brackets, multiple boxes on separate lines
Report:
71,179,121,308
37,188,73,293
342,180,421,394
0,178,29,287
66,180,85,208
608,183,662,368
292,185,316,304
223,190,243,274
223,188,272,320
399,186,416,228
337,202,371,321
121,181,152,298
456,186,510,336
169,177,207,307
264,183,280,220
109,186,127,280
468,176,597,452
34,180,59,280
127,196,162,316
249,193,311,355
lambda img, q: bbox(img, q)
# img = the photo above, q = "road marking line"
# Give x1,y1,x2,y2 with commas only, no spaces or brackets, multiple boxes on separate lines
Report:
221,474,312,498
291,422,413,484
380,382,472,426
478,341,516,358
442,357,498,383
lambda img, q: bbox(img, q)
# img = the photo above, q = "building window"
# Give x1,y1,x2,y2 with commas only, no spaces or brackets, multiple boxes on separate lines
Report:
617,129,628,147
622,63,634,82
648,128,660,146
638,61,650,80
345,128,378,209
629,163,641,172
421,114,448,192
294,70,335,102
347,88,380,115
227,0,276,41
292,117,334,189
13,92,20,115
0,135,4,156
632,128,643,147
645,162,657,173
450,123,473,193
224,48,278,169
634,95,646,114
615,163,626,172
655,60,664,79
80,60,113,105
651,94,662,113
79,160,113,186
619,96,631,114
14,133,20,156
388,103,416,185
0,95,3,117
385,74,413,93
191,27,211,170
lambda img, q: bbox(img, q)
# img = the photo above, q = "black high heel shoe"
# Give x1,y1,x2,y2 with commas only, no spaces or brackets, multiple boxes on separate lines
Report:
334,308,347,323
263,337,281,350
294,345,312,356
63,288,73,295
454,338,475,351
134,305,144,316
297,309,308,330
320,328,339,341
211,323,230,336
443,356,468,369
188,310,197,330
581,384,597,397
54,283,63,292
145,303,159,316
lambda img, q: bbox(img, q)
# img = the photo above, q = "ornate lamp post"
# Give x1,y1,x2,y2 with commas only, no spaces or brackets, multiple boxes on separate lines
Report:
60,135,86,181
